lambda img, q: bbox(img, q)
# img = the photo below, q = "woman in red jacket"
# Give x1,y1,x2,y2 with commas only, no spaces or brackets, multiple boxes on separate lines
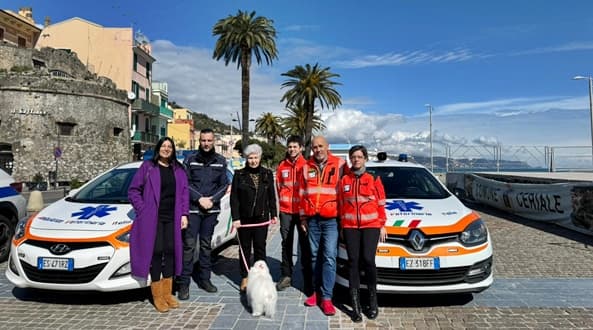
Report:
338,145,387,322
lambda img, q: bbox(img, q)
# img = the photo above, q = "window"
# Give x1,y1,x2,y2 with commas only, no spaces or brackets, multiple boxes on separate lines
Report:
366,166,450,200
144,118,149,131
146,62,151,80
18,36,26,48
57,122,76,136
0,28,4,41
133,53,138,71
145,88,150,101
131,81,139,98
113,127,123,136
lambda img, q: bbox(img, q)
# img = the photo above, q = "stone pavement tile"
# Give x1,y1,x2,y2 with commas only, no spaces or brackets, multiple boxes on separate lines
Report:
210,315,238,329
231,319,258,329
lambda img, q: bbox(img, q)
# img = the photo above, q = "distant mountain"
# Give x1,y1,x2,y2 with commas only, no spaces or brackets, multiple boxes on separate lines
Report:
408,155,535,171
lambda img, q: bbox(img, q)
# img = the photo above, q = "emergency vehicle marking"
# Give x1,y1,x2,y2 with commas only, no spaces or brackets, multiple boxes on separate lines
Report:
72,205,117,219
391,219,422,228
385,200,423,212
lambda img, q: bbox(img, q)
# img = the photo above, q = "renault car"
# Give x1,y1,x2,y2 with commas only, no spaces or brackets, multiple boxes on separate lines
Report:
335,153,493,294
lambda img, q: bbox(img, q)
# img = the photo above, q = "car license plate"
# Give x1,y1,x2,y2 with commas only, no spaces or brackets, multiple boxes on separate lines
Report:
37,257,74,271
399,257,440,270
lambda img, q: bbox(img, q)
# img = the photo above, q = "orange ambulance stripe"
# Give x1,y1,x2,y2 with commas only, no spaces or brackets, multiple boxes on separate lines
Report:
13,215,131,249
375,242,489,257
385,211,481,236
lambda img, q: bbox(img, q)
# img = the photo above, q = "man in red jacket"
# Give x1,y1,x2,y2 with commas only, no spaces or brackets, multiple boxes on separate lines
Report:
276,136,312,294
299,136,347,316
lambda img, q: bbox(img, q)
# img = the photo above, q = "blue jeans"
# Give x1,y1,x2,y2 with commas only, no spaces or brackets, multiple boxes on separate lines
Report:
307,215,338,299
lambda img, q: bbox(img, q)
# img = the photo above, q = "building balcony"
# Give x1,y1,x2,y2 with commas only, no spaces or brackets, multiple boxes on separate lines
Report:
132,131,158,144
131,99,160,117
160,106,173,118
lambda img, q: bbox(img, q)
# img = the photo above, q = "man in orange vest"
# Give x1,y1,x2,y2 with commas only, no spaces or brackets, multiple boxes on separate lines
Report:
299,136,347,316
276,136,312,294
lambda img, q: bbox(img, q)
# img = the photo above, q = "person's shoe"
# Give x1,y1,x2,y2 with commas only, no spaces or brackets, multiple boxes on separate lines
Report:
177,284,190,300
304,292,317,307
240,278,248,293
365,287,379,319
350,288,363,323
150,280,169,313
320,299,336,316
161,277,179,308
198,279,218,293
276,276,291,291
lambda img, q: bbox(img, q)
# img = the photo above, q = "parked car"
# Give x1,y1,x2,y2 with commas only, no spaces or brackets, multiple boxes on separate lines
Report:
0,168,27,262
6,161,236,291
335,153,493,294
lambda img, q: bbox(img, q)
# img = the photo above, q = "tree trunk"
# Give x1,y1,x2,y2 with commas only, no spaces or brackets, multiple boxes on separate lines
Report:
303,99,315,157
241,49,251,154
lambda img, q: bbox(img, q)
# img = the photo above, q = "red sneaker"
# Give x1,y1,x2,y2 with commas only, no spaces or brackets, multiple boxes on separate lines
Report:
304,292,317,306
320,299,336,316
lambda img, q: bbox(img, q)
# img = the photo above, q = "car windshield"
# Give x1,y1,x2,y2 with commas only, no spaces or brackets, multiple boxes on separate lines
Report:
70,168,138,204
366,166,450,199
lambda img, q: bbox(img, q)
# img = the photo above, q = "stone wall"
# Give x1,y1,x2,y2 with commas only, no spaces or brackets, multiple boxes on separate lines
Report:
0,42,32,70
0,44,131,183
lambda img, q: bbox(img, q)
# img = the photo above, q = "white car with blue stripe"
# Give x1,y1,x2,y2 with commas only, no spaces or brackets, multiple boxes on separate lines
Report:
0,169,27,262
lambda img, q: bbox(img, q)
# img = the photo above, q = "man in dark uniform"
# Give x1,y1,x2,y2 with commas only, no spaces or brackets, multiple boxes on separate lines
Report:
177,128,230,299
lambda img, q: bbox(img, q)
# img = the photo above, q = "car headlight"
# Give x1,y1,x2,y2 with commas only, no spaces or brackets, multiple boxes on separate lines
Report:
459,219,488,246
14,217,30,240
116,231,130,243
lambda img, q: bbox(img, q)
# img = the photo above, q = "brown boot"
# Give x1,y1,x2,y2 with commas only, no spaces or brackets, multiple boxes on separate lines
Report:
240,278,248,292
162,277,179,308
150,280,169,313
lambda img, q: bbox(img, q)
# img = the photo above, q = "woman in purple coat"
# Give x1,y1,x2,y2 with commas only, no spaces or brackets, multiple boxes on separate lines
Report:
128,137,189,313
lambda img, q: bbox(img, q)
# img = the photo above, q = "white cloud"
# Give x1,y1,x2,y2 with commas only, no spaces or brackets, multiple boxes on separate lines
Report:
334,48,481,69
150,39,591,169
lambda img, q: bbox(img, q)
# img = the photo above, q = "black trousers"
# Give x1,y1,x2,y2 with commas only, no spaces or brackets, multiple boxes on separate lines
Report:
343,228,380,289
238,225,268,278
279,212,313,294
150,218,175,281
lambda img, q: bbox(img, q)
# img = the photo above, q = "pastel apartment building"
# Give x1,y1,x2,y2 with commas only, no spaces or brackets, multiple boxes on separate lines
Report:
0,7,41,49
36,17,158,159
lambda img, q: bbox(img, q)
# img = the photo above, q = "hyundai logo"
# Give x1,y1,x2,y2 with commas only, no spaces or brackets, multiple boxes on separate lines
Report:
49,243,71,255
409,230,426,251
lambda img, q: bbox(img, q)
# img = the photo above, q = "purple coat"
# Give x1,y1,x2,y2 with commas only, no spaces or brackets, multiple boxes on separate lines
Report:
128,160,189,279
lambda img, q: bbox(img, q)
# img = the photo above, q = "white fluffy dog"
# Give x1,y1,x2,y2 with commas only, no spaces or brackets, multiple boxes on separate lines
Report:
246,260,277,318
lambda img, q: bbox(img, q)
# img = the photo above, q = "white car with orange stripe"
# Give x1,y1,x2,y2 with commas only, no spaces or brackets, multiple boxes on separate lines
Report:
5,161,236,292
336,155,493,294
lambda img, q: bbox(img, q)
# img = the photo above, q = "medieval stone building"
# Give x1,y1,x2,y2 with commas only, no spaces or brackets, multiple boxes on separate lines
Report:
0,43,131,184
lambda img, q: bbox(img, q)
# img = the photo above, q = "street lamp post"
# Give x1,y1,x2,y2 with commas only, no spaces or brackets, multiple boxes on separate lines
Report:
572,75,593,167
424,104,434,172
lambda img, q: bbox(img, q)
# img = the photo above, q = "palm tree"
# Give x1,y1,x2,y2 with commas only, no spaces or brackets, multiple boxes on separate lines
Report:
255,112,283,145
281,63,341,156
212,10,278,152
281,105,326,139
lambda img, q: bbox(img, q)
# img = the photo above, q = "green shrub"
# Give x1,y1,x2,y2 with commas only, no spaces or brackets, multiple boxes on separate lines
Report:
10,65,32,73
70,178,85,189
32,172,44,183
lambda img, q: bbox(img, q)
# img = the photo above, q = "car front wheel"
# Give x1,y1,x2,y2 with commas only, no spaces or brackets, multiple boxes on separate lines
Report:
0,214,15,262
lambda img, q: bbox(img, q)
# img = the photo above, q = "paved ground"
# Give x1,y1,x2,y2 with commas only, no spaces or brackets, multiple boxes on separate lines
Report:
1,202,592,329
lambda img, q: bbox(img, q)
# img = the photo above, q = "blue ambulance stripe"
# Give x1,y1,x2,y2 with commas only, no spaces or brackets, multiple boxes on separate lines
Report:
0,186,19,198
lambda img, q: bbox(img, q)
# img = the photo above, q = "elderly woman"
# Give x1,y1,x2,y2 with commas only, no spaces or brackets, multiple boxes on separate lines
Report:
230,143,278,292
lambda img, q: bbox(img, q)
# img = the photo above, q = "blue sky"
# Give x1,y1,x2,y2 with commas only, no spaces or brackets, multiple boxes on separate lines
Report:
6,0,593,165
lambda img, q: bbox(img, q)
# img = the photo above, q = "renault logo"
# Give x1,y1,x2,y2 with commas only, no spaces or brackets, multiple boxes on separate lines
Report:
49,243,71,255
409,230,426,251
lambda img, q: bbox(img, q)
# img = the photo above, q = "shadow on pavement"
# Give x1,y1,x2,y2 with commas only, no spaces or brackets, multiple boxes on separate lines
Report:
465,200,592,247
332,284,474,311
12,286,149,305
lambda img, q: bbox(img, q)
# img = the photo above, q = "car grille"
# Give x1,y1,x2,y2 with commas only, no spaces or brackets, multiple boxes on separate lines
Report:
337,256,492,286
21,262,108,284
24,240,111,252
376,266,469,286
385,233,459,253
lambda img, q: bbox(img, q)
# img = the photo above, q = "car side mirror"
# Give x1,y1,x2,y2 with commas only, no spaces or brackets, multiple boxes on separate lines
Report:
67,188,80,197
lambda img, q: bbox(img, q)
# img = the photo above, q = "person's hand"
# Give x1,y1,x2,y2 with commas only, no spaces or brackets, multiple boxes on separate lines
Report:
300,217,308,233
379,226,388,243
199,197,213,209
270,216,278,225
181,216,188,229
233,220,241,229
